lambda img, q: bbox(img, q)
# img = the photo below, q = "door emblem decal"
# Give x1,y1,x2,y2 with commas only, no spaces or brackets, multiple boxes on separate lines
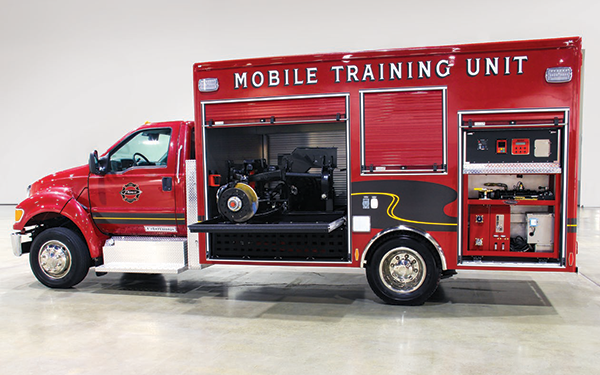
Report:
121,183,142,203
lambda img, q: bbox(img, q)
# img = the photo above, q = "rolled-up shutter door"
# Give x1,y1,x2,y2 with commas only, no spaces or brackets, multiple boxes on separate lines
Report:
204,96,346,126
462,111,567,126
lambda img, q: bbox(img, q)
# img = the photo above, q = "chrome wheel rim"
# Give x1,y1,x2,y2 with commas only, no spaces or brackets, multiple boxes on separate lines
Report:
38,240,72,279
379,247,426,293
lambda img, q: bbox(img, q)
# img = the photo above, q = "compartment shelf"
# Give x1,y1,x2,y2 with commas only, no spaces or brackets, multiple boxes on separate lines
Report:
463,250,558,258
467,199,556,206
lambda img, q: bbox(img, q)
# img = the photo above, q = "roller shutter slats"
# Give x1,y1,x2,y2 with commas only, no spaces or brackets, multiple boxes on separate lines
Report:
363,90,444,172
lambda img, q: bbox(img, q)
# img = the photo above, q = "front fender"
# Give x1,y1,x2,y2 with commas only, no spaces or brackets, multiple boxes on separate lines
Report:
14,190,72,231
60,198,108,259
14,190,108,259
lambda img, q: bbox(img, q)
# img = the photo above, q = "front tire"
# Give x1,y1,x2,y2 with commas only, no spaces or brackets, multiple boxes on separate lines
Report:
366,235,441,305
29,227,91,288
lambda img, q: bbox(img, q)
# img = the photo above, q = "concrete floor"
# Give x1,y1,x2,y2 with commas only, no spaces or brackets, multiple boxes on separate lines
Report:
1,205,600,375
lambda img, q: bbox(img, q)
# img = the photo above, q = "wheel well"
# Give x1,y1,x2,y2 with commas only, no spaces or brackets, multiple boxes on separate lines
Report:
27,214,87,248
363,230,444,271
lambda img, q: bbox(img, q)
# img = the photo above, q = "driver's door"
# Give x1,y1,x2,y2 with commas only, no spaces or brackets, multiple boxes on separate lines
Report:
89,125,180,236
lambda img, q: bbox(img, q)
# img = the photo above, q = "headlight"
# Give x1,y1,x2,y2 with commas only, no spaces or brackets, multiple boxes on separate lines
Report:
15,208,24,223
27,185,32,197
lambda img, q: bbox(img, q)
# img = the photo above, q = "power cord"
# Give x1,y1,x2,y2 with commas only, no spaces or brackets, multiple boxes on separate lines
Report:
510,236,533,252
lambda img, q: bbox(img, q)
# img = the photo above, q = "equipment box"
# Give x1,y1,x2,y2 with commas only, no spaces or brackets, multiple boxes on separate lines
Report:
526,212,554,252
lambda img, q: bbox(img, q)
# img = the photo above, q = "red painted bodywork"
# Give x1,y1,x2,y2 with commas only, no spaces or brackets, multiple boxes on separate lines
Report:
193,37,582,272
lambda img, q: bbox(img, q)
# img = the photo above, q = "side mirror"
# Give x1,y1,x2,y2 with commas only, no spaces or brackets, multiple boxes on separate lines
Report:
89,150,100,175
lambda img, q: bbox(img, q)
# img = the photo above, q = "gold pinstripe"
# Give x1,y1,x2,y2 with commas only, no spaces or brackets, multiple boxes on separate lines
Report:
351,192,457,226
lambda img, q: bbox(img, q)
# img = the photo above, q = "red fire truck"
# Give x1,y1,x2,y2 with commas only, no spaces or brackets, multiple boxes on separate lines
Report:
12,37,583,305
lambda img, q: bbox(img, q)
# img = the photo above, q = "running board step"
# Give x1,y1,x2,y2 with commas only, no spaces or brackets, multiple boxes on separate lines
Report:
96,236,188,274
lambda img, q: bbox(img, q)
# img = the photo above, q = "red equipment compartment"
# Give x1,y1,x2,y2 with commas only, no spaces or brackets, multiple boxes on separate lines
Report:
468,205,510,253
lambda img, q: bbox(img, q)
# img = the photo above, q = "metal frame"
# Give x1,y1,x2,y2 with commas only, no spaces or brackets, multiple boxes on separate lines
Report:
457,107,570,268
359,86,448,176
199,93,352,264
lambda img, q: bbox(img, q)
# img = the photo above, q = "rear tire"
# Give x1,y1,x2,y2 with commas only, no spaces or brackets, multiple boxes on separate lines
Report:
366,235,441,305
29,227,91,288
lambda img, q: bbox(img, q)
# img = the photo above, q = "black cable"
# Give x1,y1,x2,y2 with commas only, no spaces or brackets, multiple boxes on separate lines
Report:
510,236,533,252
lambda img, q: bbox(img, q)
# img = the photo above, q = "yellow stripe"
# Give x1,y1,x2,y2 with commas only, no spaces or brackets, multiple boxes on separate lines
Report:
352,192,457,226
567,224,577,227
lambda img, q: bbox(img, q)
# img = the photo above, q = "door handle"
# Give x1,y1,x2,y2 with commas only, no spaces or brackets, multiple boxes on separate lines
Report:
162,177,173,192
176,145,183,184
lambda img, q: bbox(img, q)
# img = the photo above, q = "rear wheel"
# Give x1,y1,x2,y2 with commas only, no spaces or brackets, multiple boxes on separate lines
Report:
29,227,91,288
366,235,440,305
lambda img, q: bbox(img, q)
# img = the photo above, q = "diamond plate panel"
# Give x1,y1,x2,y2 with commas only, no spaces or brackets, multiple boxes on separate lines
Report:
463,162,561,174
185,160,201,269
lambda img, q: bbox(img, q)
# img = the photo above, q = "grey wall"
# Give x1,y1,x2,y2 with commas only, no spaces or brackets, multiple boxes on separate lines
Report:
2,0,599,205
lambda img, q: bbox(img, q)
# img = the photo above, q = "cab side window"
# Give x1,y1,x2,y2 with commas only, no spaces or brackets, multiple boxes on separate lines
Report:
110,128,172,172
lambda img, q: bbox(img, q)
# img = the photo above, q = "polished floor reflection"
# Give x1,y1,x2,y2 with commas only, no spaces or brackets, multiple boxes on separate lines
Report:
1,205,599,374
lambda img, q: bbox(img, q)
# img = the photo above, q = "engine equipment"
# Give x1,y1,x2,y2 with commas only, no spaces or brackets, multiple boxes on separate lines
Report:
217,183,259,223
215,147,337,223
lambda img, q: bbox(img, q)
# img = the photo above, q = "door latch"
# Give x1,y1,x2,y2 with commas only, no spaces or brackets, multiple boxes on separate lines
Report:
162,177,173,192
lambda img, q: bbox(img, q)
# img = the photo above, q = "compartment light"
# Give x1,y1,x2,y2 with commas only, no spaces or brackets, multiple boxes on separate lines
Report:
198,78,219,92
545,67,572,83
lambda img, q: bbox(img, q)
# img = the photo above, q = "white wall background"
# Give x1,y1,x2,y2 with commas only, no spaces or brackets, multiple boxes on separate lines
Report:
1,0,598,205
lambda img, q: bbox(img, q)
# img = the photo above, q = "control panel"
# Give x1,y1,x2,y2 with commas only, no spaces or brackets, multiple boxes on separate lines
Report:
511,138,530,155
465,128,559,164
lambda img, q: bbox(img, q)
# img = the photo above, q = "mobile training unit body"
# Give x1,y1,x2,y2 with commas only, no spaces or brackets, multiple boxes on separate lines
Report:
12,37,583,305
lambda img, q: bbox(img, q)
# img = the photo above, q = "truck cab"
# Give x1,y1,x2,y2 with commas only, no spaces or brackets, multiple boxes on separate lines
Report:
12,121,194,288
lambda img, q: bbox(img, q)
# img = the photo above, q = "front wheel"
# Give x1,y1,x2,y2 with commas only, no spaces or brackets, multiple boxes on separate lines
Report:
29,227,91,288
366,235,441,305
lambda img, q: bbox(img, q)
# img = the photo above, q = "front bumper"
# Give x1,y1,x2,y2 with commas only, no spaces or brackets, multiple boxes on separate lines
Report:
11,232,24,257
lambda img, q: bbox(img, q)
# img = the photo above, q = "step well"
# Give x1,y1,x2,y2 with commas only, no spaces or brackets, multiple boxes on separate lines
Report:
97,236,188,274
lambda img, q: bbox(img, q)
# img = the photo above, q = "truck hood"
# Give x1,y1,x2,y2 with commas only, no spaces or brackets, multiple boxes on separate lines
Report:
29,165,89,199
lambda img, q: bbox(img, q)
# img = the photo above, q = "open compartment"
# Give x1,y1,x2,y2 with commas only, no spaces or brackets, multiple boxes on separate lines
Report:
191,97,350,262
458,109,568,266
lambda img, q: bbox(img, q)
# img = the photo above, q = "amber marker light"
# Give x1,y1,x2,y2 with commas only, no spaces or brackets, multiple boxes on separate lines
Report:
15,208,24,223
